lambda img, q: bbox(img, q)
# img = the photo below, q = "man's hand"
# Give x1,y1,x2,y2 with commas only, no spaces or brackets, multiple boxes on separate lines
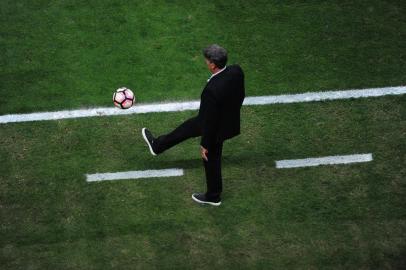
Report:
200,146,208,161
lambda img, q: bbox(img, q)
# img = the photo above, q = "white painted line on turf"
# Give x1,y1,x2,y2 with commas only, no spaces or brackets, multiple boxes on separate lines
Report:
1,86,405,124
275,153,373,169
86,168,184,182
0,101,201,124
243,86,406,105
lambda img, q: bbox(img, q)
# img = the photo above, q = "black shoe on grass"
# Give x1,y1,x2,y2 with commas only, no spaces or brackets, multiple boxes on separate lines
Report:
142,128,157,156
192,193,221,206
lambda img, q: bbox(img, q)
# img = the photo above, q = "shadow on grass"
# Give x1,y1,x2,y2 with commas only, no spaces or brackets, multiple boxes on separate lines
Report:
155,151,275,170
6,152,276,248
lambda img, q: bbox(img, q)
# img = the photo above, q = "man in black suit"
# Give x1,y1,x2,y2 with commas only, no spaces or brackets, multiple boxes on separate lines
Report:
142,44,245,206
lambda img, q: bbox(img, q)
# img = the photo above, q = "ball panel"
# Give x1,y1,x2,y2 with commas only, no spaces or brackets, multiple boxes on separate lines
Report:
114,92,126,103
116,87,127,92
124,89,134,99
121,99,133,109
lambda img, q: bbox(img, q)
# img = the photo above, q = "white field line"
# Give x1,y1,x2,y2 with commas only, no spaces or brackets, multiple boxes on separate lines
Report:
275,153,373,169
86,168,184,182
1,86,405,124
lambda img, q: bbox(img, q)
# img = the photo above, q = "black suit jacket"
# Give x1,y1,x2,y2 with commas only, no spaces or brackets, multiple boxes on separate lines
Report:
198,64,245,149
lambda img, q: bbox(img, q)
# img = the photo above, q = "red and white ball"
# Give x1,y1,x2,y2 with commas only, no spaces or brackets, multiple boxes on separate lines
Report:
113,87,135,109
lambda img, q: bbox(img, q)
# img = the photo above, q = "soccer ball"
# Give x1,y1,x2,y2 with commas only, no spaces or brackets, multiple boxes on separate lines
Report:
113,87,135,109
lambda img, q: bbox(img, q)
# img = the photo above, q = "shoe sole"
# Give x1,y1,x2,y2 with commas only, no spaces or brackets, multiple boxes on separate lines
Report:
192,194,221,206
142,128,157,156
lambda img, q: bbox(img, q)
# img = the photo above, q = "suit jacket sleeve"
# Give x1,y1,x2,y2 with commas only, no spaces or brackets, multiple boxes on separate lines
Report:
200,87,220,149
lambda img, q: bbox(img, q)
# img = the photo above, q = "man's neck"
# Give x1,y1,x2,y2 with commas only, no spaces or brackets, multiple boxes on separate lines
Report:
211,66,226,76
211,67,221,74
207,66,227,82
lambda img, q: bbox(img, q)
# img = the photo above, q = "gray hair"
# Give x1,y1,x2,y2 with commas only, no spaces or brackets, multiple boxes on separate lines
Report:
203,44,228,68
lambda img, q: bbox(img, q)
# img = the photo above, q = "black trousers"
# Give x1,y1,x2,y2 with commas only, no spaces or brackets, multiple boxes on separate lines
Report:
154,116,223,200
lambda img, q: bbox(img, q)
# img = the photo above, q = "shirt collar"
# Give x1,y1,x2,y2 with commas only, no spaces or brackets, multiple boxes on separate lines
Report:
207,66,227,82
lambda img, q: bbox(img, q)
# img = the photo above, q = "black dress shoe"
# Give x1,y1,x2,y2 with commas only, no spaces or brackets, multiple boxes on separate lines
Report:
192,193,221,206
142,128,157,156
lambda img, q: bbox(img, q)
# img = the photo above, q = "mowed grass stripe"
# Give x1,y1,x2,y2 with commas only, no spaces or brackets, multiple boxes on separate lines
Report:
1,86,405,124
1,96,404,269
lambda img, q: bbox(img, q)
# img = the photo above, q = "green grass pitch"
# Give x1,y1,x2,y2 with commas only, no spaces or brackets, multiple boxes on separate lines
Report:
1,1,406,269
